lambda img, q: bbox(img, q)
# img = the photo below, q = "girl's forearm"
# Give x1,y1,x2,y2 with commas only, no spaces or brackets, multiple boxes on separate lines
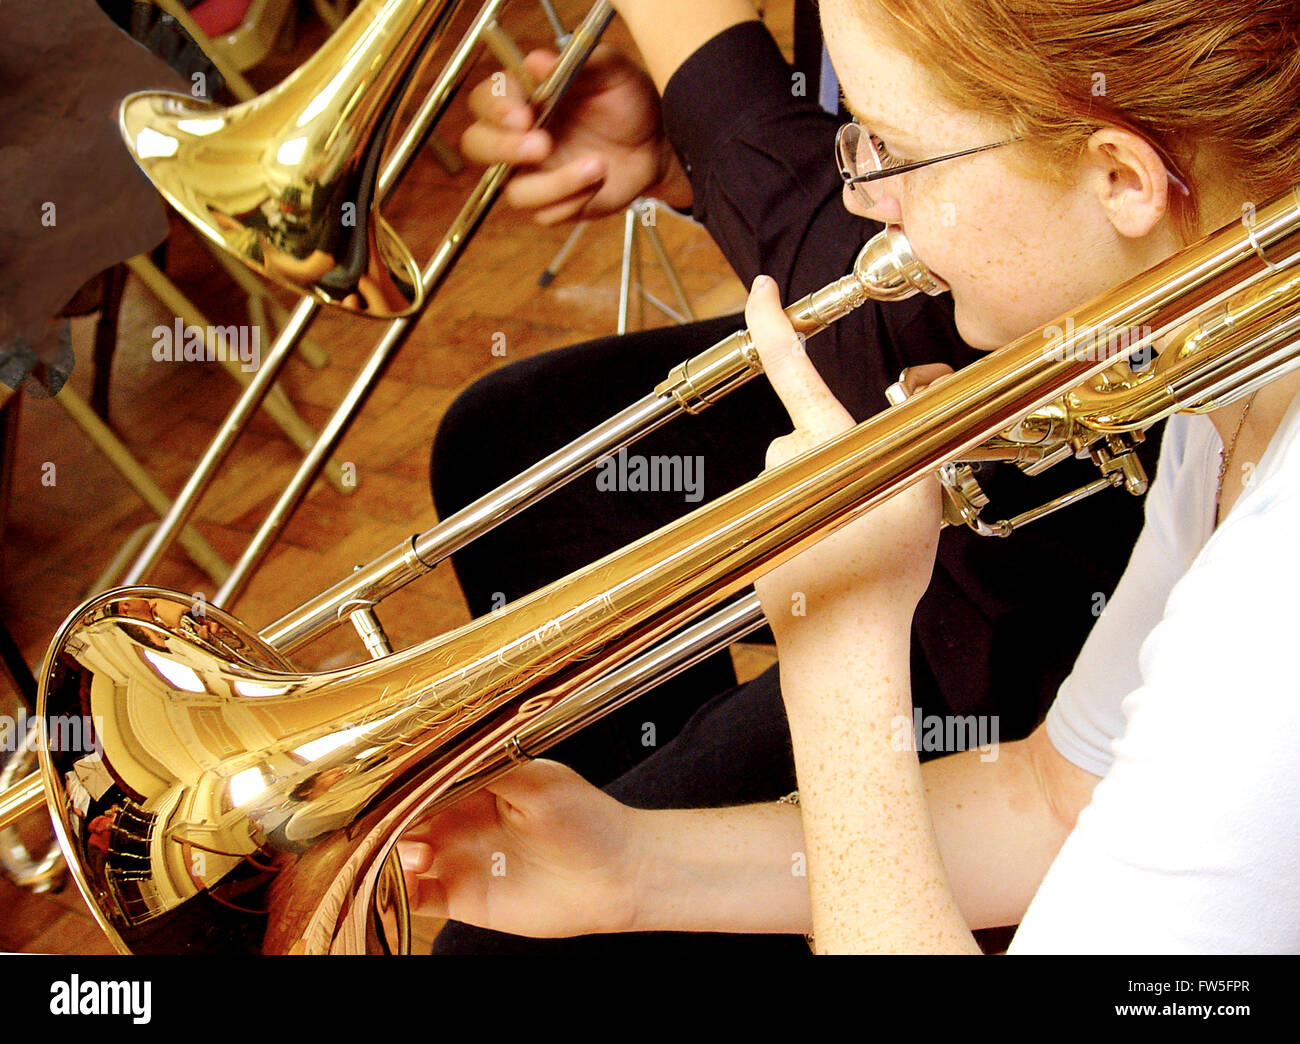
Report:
617,702,1085,942
628,801,813,934
776,610,981,953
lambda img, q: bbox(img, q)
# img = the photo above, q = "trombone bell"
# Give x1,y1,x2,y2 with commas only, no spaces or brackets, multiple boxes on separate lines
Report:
118,90,422,319
117,0,471,317
37,588,415,954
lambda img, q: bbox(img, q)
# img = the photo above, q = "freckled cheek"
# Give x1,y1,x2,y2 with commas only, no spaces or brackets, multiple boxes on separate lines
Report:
915,226,1032,345
925,194,1029,289
897,181,984,276
903,212,978,287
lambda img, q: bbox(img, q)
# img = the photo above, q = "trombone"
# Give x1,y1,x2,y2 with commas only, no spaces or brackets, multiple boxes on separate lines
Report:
3,184,1299,952
3,0,618,900
112,0,616,602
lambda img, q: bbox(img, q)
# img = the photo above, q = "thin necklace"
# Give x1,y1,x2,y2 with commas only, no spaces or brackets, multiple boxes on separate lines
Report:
1216,391,1258,518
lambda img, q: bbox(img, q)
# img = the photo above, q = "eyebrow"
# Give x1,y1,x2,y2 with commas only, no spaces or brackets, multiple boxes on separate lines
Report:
836,87,910,142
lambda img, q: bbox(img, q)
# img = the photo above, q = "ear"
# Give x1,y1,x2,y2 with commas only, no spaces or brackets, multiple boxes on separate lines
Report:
1080,127,1170,238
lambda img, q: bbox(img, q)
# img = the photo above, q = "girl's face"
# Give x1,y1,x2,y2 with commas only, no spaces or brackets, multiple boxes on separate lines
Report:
821,0,1175,350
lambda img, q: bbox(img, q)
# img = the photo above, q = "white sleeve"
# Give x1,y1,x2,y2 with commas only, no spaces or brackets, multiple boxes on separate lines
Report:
1009,493,1300,954
1044,418,1209,778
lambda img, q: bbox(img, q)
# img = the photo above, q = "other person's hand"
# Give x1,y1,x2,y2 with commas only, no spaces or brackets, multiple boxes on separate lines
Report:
459,46,691,223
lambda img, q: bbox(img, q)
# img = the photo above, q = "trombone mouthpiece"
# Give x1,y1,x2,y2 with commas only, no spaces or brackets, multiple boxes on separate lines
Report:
853,224,945,301
787,224,944,334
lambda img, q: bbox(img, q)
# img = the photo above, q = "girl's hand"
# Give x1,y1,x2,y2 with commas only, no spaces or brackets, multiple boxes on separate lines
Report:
743,275,946,635
397,759,643,938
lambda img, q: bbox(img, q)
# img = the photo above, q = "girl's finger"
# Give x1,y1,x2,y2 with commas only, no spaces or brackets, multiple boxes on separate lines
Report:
465,69,533,126
460,122,552,168
397,840,433,874
899,363,956,397
521,48,561,84
745,276,854,441
532,185,603,226
764,431,815,470
481,758,579,806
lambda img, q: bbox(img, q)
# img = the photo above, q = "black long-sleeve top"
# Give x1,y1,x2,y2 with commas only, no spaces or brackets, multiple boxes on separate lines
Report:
661,22,1160,736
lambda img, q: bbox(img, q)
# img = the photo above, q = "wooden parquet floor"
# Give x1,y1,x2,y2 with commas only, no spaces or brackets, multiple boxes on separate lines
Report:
0,1,790,954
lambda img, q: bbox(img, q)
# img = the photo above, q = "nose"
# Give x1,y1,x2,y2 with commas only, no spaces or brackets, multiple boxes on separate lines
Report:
842,183,902,225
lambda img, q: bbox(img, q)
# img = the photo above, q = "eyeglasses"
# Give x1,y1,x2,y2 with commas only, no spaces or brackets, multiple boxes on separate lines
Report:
836,121,1193,207
835,121,1021,208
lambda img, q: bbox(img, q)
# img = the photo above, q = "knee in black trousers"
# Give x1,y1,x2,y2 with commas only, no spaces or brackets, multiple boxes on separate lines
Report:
428,316,786,787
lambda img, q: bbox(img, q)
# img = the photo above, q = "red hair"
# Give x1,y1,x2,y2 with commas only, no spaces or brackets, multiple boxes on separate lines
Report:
865,0,1300,240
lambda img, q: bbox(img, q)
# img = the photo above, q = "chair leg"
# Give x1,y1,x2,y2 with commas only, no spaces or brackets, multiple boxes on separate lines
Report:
426,133,464,177
0,397,35,712
126,256,354,494
0,391,18,545
55,385,230,587
153,0,259,101
0,614,36,713
90,263,129,422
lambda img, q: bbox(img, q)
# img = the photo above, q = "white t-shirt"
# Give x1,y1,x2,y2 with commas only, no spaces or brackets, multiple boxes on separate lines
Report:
1008,392,1300,954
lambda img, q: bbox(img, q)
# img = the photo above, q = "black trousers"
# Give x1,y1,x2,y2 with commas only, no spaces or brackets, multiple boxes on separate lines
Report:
429,314,814,954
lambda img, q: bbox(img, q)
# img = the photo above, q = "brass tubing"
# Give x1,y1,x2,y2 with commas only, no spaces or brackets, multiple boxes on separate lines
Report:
0,772,44,833
261,392,679,650
213,3,617,608
376,2,511,194
261,224,932,650
1067,266,1300,430
436,592,769,805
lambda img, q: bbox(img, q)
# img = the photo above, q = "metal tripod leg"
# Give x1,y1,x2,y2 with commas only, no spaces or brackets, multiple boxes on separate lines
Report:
615,199,697,333
539,221,588,287
537,0,570,46
640,201,696,323
617,204,637,335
